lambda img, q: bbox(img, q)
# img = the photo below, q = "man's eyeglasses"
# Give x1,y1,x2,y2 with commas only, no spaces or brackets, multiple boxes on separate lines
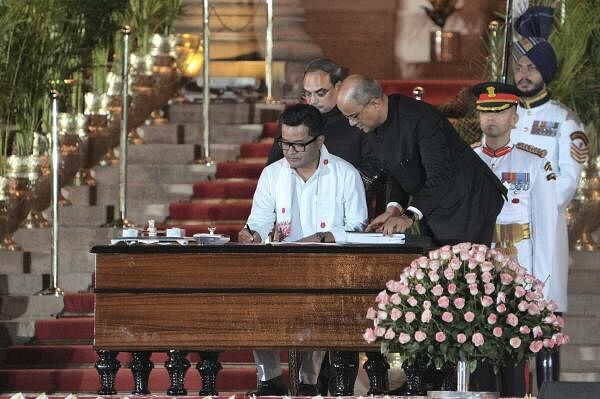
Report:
300,87,332,100
276,135,320,152
343,101,370,122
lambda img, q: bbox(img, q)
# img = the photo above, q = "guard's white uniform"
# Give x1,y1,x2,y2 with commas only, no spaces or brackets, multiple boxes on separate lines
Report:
511,94,588,311
474,141,558,301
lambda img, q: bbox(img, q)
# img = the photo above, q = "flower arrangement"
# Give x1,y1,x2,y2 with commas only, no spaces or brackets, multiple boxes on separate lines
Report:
363,242,568,372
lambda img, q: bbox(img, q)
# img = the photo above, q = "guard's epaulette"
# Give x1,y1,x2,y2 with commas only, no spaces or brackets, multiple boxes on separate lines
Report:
470,141,481,149
515,142,547,158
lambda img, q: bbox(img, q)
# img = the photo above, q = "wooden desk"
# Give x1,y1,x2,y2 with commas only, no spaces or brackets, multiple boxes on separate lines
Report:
92,243,425,395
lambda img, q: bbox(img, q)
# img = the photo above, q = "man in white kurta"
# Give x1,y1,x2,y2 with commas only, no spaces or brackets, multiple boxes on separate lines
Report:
238,104,368,396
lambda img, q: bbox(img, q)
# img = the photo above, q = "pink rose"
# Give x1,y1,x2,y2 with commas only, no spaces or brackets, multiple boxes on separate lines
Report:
456,333,467,343
547,301,558,312
435,331,447,342
405,311,416,323
447,283,457,294
386,280,401,292
366,307,377,320
529,340,544,353
481,296,494,307
442,311,454,322
528,303,541,316
493,327,503,337
437,296,450,308
423,300,432,309
487,313,497,325
384,328,396,340
376,290,389,304
428,271,440,282
414,331,427,342
475,252,486,263
484,283,495,295
543,338,556,349
440,249,452,260
519,325,531,335
449,258,461,270
453,297,466,310
480,261,494,272
444,267,455,280
390,308,402,321
496,291,506,303
398,333,411,344
500,273,514,285
417,256,428,268
464,311,475,322
429,250,440,260
459,250,469,261
510,337,522,348
472,332,485,347
518,300,529,312
390,293,401,305
407,296,418,307
481,271,493,283
496,303,507,313
421,309,432,323
363,328,376,343
375,326,386,337
415,270,425,280
468,259,478,269
377,310,388,320
431,284,444,296
415,284,426,295
544,314,557,324
469,283,479,295
465,273,477,284
507,313,519,327
533,326,543,338
515,286,526,298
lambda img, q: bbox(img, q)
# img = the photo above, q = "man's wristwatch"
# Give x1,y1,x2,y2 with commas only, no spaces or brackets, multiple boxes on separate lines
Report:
315,232,327,243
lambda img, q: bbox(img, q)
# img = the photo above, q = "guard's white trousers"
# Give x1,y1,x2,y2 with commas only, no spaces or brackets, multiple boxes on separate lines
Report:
253,350,326,384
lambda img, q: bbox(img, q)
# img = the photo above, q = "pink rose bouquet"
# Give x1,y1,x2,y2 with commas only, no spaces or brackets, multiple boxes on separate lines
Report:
363,243,568,371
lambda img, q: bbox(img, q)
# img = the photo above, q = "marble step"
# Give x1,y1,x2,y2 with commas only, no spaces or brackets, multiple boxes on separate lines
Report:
211,123,264,144
568,269,600,294
0,251,95,275
92,163,215,187
567,294,600,317
560,371,600,382
570,251,599,271
0,295,64,320
137,122,265,145
13,227,115,253
563,315,600,345
561,344,600,371
0,272,92,295
128,143,195,164
169,102,252,124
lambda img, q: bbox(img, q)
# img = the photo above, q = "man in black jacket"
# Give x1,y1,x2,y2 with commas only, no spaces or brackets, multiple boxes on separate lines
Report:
337,74,506,245
267,58,380,188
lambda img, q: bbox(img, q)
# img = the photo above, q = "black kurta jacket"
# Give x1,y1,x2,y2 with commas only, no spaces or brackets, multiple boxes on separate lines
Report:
367,95,507,244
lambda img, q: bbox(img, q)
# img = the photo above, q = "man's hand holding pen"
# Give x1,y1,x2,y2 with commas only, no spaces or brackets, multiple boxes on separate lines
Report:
238,224,262,244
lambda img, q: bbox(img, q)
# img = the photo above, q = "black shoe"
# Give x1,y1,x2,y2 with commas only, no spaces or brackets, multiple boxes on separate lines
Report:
298,383,319,396
247,376,288,396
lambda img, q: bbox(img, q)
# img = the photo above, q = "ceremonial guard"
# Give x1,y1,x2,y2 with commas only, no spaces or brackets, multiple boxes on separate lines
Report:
511,6,588,314
472,82,559,396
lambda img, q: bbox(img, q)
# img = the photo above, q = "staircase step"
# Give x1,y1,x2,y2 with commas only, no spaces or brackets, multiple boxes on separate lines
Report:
0,295,63,320
34,317,93,342
168,102,252,124
216,162,264,179
570,251,599,271
560,371,600,382
2,344,285,367
239,142,272,158
128,144,195,164
209,143,241,162
93,164,215,186
13,227,114,253
568,270,600,294
211,124,264,144
0,366,260,393
262,121,278,138
564,316,600,345
136,123,201,144
561,344,600,371
193,180,257,199
567,294,600,317
63,292,95,315
168,201,252,221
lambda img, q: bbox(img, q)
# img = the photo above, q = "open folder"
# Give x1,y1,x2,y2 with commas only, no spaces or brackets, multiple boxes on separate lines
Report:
344,231,406,244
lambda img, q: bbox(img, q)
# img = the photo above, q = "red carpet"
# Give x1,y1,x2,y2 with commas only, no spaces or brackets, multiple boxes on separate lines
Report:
169,200,252,221
240,142,273,158
380,79,477,106
193,179,258,199
215,162,265,180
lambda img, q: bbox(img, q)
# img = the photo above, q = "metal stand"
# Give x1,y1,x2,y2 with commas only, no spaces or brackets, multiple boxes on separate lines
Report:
106,26,135,228
264,0,276,103
500,0,513,84
37,89,64,296
195,0,214,166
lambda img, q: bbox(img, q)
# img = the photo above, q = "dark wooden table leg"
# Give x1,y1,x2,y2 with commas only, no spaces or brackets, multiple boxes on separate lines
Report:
365,351,389,395
197,351,222,395
330,351,358,396
288,349,300,396
165,349,190,395
130,351,154,395
95,350,121,395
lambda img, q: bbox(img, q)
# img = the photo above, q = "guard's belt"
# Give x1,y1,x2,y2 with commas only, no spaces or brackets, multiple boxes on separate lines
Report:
493,223,531,246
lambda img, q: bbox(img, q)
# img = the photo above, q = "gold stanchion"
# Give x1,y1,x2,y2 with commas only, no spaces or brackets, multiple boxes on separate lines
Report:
196,0,214,166
412,86,425,101
265,0,275,103
488,21,500,81
500,0,513,84
37,89,64,296
106,26,135,228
